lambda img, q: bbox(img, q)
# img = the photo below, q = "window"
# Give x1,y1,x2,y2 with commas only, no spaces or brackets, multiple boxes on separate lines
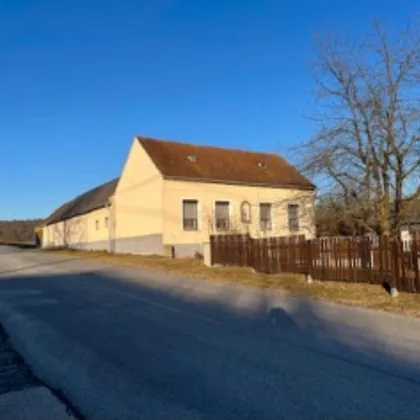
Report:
95,220,99,230
288,204,299,231
187,155,197,162
240,201,251,223
215,201,230,230
105,217,109,228
260,203,272,231
182,199,198,230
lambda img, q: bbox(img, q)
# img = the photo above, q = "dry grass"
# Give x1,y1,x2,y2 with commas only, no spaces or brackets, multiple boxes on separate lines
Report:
46,248,420,318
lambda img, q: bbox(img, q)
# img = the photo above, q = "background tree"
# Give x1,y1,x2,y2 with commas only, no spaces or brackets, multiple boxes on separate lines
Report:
0,219,42,243
300,23,420,237
314,196,355,237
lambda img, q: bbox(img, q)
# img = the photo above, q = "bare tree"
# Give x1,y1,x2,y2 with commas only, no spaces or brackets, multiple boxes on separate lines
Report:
0,219,42,244
314,195,360,237
48,217,85,248
301,23,420,237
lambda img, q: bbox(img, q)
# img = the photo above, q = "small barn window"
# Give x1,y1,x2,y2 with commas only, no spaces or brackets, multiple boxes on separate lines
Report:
187,155,197,162
182,199,198,230
215,201,230,230
260,203,272,231
105,217,109,228
240,201,251,223
95,220,99,230
288,204,299,231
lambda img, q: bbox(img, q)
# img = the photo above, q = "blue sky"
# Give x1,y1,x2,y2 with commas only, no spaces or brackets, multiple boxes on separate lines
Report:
0,0,417,219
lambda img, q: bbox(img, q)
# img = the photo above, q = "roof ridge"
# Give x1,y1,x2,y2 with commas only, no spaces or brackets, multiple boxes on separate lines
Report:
136,135,283,158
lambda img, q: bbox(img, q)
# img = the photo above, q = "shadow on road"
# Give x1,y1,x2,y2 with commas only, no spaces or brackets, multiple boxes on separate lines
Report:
0,267,419,419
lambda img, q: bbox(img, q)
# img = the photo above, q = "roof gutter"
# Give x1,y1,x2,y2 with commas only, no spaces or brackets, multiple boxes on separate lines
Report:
162,175,316,191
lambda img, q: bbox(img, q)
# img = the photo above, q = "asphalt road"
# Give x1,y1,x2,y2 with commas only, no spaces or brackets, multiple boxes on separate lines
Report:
1,245,420,419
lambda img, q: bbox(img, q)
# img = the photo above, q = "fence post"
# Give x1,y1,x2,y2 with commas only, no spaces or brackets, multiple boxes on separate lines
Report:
246,234,252,268
347,238,352,283
268,237,276,273
234,235,240,266
306,239,313,283
228,235,234,265
254,239,260,272
226,235,232,265
398,238,408,292
413,234,420,293
390,239,400,297
366,237,373,284
220,235,227,265
209,235,216,265
274,236,280,273
203,240,212,267
262,237,269,273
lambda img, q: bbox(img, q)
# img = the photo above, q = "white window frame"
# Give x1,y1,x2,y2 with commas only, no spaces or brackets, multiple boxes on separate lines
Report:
213,199,233,231
181,198,201,231
259,202,274,231
287,203,300,232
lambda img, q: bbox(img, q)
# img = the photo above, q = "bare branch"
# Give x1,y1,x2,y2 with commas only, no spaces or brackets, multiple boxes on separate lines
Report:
299,22,420,236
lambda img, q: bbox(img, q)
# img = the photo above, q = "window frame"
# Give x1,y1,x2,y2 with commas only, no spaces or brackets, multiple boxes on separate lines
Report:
181,198,200,231
213,200,232,231
95,220,99,231
105,217,109,229
259,202,273,231
287,203,300,232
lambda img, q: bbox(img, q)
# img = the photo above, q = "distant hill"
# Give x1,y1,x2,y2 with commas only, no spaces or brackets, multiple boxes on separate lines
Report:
0,219,43,244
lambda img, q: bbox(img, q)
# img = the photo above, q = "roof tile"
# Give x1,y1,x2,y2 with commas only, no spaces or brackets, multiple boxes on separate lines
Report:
44,178,118,226
138,136,314,189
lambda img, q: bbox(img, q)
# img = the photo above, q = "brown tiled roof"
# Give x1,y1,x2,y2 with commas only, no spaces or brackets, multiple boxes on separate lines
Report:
44,178,119,226
138,136,314,190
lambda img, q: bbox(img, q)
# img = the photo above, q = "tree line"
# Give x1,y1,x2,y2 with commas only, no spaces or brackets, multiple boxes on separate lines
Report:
0,219,42,244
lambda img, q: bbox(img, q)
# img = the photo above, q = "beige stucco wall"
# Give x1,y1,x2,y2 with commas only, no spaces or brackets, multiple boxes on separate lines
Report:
162,179,315,246
42,138,314,257
113,139,163,239
42,207,111,248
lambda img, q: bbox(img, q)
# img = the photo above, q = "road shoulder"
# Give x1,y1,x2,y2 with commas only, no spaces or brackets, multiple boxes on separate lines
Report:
0,323,77,420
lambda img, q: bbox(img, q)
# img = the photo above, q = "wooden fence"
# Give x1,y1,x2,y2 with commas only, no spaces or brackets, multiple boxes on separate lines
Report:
210,233,420,293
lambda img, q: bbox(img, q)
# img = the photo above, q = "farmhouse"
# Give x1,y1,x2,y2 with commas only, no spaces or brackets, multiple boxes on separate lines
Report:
42,136,315,257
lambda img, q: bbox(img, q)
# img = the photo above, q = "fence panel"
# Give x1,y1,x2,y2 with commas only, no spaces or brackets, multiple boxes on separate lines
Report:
209,233,420,293
413,234,420,292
